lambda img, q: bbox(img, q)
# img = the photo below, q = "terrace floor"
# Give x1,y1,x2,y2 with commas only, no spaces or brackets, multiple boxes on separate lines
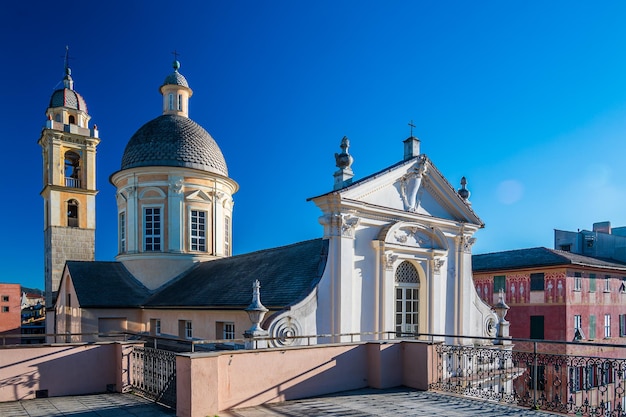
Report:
0,387,559,417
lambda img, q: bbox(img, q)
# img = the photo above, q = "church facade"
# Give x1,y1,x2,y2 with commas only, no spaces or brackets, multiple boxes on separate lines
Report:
44,59,496,345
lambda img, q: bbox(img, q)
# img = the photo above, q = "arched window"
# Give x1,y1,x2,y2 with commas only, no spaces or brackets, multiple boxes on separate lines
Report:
68,115,75,124
178,94,183,110
395,261,420,337
168,93,174,110
64,151,81,188
67,200,79,227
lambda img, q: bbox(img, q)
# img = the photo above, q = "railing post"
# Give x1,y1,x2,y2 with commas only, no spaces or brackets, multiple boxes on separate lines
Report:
533,341,538,410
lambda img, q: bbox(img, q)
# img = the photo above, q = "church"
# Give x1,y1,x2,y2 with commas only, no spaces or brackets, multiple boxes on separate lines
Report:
40,58,497,345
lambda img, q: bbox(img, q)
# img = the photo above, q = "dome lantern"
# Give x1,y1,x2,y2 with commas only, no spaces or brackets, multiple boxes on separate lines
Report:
160,59,193,118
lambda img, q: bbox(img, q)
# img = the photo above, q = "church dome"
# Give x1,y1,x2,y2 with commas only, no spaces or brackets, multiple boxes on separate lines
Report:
120,114,228,176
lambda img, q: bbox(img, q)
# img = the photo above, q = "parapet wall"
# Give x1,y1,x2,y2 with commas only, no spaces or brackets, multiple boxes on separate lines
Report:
176,340,435,417
0,342,139,402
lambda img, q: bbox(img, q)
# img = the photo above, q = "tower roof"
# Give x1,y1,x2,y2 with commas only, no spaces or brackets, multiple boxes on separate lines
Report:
161,60,189,89
48,67,88,112
121,114,228,175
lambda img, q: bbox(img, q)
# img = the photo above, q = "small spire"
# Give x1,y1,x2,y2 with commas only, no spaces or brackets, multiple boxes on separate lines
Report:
62,45,74,90
64,45,71,75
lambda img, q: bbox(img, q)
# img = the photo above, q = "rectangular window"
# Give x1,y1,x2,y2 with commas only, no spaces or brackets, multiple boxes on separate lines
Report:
574,272,582,291
589,315,596,339
223,323,235,340
530,315,544,339
1,306,8,313
528,365,546,390
530,273,545,291
604,275,611,292
605,314,611,338
185,321,192,339
493,275,506,293
150,318,161,336
589,274,596,292
570,367,583,393
574,315,582,331
1,295,8,302
621,277,626,293
119,212,126,253
224,216,231,256
190,210,207,251
620,314,626,337
178,94,183,111
574,315,584,340
168,93,174,110
144,207,161,251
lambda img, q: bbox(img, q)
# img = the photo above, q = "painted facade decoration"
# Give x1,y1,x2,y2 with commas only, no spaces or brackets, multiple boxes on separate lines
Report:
48,59,496,346
473,246,626,356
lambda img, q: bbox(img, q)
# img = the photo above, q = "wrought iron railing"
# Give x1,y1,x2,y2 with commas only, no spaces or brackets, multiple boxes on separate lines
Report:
428,334,626,416
129,346,176,409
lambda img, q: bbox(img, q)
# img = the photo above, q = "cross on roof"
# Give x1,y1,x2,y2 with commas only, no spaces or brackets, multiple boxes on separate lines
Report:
408,120,416,137
62,45,73,73
172,50,180,61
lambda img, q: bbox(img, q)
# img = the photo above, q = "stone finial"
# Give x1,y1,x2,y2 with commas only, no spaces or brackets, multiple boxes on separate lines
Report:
333,136,354,190
457,177,471,202
493,288,511,345
245,280,269,336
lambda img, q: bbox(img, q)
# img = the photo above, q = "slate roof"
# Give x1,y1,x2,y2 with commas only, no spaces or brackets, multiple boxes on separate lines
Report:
146,239,329,309
66,239,329,310
120,114,228,175
49,88,88,112
163,70,189,88
472,247,626,272
66,261,151,308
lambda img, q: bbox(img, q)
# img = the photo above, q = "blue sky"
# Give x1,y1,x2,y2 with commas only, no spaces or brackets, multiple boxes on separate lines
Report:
3,1,626,290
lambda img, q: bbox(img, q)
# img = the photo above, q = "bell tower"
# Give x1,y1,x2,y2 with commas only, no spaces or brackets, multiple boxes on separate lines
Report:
38,48,100,308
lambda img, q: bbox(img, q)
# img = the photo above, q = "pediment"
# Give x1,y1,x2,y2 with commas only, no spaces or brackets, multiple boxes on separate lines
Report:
185,190,212,202
326,155,482,225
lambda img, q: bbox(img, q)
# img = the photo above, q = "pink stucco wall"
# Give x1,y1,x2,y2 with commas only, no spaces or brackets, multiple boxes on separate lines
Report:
176,340,435,417
0,342,140,402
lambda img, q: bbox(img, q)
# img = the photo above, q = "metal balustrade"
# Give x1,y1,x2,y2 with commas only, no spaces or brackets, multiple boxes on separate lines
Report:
427,333,626,416
129,346,176,408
